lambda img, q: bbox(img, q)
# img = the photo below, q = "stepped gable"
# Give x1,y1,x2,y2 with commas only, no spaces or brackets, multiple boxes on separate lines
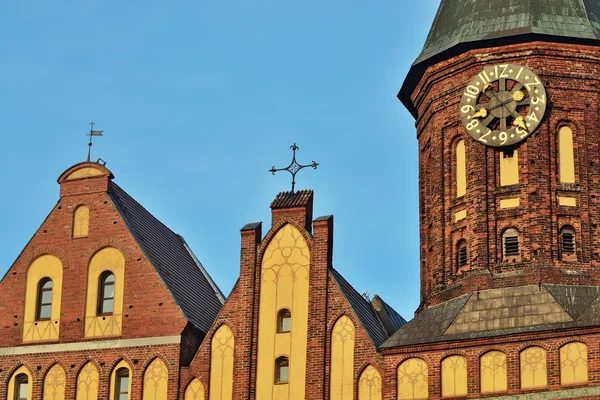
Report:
400,0,600,117
330,268,404,347
108,182,224,333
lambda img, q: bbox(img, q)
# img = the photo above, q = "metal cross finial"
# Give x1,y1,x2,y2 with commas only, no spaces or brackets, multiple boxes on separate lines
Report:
269,143,319,193
86,121,104,162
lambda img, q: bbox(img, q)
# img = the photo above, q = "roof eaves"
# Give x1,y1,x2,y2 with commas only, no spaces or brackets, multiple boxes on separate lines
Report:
180,236,226,304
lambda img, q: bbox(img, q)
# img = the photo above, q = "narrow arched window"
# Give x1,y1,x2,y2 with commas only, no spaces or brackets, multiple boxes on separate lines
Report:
115,368,129,399
456,240,467,270
275,357,289,384
500,149,519,186
455,140,466,197
14,373,28,400
36,278,53,321
98,271,115,315
502,228,520,259
277,309,291,333
73,205,90,238
560,226,576,260
558,126,575,183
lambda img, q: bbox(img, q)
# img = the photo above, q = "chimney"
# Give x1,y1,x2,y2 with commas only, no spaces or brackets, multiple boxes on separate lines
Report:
270,190,314,233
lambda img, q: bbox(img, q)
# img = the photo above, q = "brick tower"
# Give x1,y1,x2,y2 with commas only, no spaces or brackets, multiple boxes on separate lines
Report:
380,1,600,399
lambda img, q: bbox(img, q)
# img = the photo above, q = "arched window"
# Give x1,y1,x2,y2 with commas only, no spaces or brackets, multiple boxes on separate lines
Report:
277,309,291,333
73,205,90,238
98,271,115,315
397,358,428,399
502,228,520,259
455,140,466,197
36,278,53,321
480,351,507,393
558,126,575,183
115,368,129,399
456,240,467,270
560,226,576,260
520,346,547,389
15,373,28,400
560,342,588,385
275,357,289,384
441,355,467,397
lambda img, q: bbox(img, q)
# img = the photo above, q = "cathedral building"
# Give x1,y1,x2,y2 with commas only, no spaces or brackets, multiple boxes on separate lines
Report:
3,0,600,399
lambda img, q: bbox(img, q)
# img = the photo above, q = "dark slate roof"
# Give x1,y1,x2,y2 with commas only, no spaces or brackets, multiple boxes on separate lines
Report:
270,190,314,209
373,295,408,334
381,294,471,348
382,284,600,349
400,0,600,117
330,268,401,348
108,182,225,333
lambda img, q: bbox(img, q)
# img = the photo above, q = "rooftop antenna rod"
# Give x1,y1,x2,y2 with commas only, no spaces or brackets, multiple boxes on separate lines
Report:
87,121,104,162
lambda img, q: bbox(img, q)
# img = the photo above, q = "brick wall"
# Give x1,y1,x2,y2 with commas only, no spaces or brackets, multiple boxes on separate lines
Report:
412,42,600,309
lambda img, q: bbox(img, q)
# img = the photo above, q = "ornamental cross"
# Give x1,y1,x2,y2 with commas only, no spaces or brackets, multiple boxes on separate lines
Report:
269,143,319,194
86,121,104,162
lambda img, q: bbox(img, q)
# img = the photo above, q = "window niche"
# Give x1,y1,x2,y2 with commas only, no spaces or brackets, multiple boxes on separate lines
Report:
275,357,289,384
502,228,520,261
456,240,468,271
559,226,576,261
277,309,291,333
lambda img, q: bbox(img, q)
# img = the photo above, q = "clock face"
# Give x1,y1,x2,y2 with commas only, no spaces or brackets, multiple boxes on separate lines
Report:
460,64,547,147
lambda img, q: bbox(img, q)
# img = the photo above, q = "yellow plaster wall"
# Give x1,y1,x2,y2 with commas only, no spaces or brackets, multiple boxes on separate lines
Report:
455,209,466,222
65,167,104,180
43,364,66,400
23,255,63,342
73,206,89,238
185,379,205,400
397,358,428,400
559,196,577,207
480,351,507,393
210,325,234,400
8,366,33,400
500,150,519,186
441,355,467,397
143,358,169,399
84,247,125,338
330,316,355,400
256,224,310,400
499,198,520,209
109,360,132,400
76,362,99,400
559,126,575,183
520,347,547,389
560,342,588,385
358,365,382,400
456,140,466,197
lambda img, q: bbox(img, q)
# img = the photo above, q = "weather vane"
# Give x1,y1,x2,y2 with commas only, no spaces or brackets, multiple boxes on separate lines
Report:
86,121,104,162
269,143,319,193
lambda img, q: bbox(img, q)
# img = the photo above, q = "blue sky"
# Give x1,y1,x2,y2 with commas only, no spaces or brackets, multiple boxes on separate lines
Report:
0,1,439,320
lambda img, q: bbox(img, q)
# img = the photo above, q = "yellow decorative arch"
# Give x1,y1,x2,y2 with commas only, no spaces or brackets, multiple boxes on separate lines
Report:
480,351,507,393
210,325,234,400
256,224,310,400
76,362,99,400
456,139,466,197
560,342,588,385
185,378,205,400
520,346,547,389
84,247,125,338
43,364,66,400
23,255,63,342
397,358,428,400
109,360,132,400
73,206,90,238
143,358,168,399
65,167,104,180
358,365,382,400
330,315,355,400
441,355,467,397
558,126,575,183
8,365,33,400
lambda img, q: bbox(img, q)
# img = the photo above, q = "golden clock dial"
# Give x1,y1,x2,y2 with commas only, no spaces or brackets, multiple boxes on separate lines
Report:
459,64,547,147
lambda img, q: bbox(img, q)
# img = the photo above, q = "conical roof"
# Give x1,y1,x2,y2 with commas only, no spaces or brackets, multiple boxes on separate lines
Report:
400,0,600,117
